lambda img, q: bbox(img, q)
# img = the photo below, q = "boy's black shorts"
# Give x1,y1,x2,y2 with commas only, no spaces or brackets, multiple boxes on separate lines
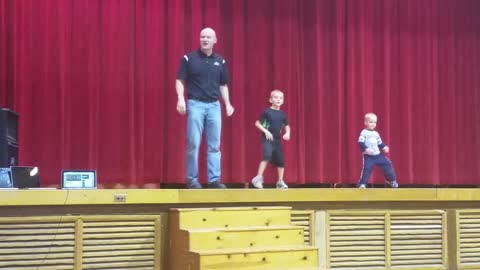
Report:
262,140,284,167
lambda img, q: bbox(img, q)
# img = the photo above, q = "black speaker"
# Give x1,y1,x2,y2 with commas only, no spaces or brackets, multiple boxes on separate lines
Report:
0,108,19,167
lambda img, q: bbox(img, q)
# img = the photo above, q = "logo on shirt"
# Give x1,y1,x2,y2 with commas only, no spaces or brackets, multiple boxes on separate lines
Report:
214,62,220,66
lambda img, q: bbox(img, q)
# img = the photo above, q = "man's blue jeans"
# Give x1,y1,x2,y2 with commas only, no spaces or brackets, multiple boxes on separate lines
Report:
186,99,221,184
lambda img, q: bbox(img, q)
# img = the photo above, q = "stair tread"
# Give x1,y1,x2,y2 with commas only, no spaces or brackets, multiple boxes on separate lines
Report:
274,268,319,270
187,225,303,232
172,206,292,212
192,245,317,255
275,268,319,270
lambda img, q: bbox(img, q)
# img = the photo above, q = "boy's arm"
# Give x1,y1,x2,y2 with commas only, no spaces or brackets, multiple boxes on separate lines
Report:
358,141,368,152
283,125,290,140
359,142,375,155
358,134,374,155
358,133,367,152
255,120,273,141
255,120,266,132
377,135,389,153
379,142,390,153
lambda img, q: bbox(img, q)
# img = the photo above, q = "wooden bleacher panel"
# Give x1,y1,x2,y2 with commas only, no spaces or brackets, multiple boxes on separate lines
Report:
81,217,159,269
0,215,161,270
456,210,480,270
328,213,386,269
168,206,318,270
326,210,447,270
390,212,445,268
291,210,315,245
0,216,77,270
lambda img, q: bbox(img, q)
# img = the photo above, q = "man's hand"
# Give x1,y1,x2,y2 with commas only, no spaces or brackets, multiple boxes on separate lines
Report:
383,146,390,153
283,133,290,141
225,103,234,116
176,98,186,115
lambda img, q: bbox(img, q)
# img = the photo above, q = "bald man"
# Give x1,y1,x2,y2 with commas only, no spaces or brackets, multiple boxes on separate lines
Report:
176,28,234,189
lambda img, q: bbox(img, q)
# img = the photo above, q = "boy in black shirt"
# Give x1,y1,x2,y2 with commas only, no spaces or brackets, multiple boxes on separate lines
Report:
251,90,291,189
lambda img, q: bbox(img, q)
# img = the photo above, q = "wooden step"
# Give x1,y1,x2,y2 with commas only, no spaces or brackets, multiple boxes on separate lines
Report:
274,268,319,270
172,206,292,229
192,245,317,255
187,225,305,249
190,246,318,270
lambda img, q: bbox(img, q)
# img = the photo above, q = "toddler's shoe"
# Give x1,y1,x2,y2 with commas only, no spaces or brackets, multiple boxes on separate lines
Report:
358,183,367,188
251,175,264,189
386,180,399,188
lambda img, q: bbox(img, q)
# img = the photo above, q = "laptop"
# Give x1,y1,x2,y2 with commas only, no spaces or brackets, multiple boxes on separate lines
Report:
10,166,40,189
62,170,96,189
0,167,12,188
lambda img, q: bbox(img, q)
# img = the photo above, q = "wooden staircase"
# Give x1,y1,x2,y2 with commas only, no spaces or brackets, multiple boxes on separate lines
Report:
167,206,318,270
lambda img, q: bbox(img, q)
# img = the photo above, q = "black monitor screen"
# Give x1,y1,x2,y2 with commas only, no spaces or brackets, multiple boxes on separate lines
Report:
10,166,40,188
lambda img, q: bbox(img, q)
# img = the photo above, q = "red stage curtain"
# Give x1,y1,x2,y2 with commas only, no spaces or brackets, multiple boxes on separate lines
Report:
0,0,479,186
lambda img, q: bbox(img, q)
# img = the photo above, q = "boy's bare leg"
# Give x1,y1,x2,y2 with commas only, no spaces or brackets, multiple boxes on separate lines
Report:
277,167,284,181
257,161,268,176
251,161,268,188
276,167,288,189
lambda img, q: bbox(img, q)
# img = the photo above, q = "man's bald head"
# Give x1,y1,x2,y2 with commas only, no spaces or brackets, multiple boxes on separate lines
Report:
199,28,217,55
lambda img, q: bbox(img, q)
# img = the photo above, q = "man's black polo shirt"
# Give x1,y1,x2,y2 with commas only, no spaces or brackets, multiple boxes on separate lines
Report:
176,49,229,103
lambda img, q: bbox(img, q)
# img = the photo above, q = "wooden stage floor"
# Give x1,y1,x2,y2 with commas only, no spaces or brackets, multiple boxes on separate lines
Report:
1,188,480,269
1,187,480,206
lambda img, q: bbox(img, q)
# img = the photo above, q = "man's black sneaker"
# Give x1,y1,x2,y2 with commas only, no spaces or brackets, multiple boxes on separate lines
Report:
187,181,202,189
208,181,226,189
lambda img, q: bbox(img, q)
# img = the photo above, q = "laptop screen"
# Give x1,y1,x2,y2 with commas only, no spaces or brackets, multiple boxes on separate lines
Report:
62,170,96,189
10,166,40,188
0,168,12,188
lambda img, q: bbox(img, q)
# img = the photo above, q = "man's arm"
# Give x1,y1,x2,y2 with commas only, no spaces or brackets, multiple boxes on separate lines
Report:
220,85,234,116
176,79,186,115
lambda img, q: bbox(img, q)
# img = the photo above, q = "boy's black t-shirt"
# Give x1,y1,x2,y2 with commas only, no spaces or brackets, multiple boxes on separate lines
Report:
258,108,289,140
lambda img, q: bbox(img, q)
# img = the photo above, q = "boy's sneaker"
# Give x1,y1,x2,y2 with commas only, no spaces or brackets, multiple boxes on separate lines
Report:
276,180,288,189
187,181,202,189
251,175,264,189
358,183,367,188
386,180,399,188
208,181,227,189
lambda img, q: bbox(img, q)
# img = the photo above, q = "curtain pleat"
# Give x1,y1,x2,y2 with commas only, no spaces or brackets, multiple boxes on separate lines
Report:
0,0,479,186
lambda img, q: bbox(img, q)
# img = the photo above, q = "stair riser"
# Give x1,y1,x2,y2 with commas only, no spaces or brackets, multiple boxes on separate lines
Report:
194,249,318,270
189,229,305,249
179,209,292,229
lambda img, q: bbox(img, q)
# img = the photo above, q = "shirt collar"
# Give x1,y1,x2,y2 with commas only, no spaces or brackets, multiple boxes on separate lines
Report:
197,48,215,58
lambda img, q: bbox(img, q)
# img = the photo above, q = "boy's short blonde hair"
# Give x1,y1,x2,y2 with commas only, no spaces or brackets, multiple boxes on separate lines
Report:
270,89,284,97
364,112,377,121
